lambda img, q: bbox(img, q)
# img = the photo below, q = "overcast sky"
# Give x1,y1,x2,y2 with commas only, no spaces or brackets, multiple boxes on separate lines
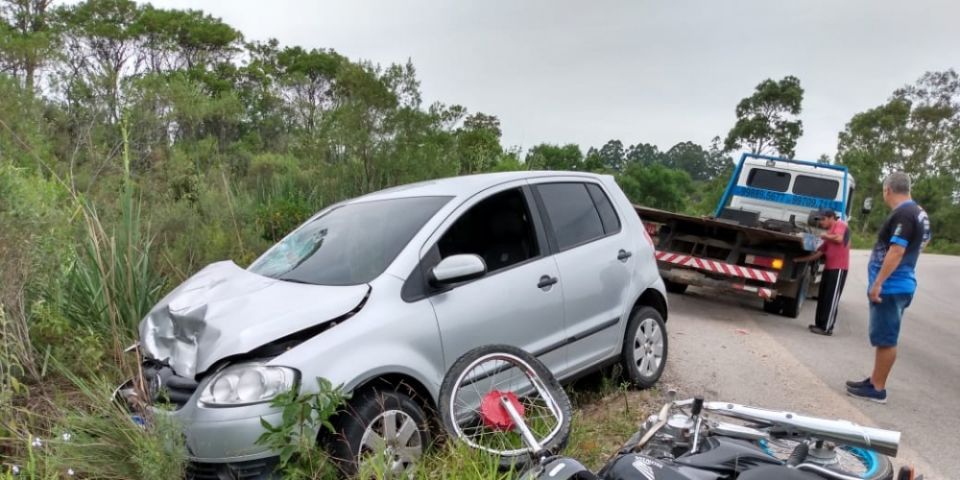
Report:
146,0,960,161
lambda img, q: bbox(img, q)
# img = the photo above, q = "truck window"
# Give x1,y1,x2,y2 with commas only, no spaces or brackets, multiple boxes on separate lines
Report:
746,168,790,192
537,183,605,251
585,183,622,234
793,175,839,199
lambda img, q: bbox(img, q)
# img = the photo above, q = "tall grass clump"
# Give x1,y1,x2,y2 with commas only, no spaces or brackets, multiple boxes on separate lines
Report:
57,121,163,371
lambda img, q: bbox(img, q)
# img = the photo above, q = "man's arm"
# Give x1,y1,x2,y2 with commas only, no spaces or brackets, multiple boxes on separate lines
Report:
869,245,905,303
821,222,847,244
821,232,843,243
795,250,824,263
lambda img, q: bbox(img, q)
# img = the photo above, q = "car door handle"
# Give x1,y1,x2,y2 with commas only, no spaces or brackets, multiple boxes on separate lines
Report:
617,249,633,262
537,275,558,289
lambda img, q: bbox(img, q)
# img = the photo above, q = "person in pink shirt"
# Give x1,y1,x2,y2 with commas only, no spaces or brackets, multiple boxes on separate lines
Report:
795,209,851,336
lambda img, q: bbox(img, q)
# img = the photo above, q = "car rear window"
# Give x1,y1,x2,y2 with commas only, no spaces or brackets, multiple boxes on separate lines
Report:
793,175,840,199
586,183,621,234
249,196,450,286
746,168,791,192
537,183,605,250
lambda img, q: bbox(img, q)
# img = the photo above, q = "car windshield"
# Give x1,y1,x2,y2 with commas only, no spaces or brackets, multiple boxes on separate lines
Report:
249,196,450,286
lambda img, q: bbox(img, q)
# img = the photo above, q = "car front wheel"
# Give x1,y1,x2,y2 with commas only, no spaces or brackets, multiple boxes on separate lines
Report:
330,389,432,478
621,306,668,389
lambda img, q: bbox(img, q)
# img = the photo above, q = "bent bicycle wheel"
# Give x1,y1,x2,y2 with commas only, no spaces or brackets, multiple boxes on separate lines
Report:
438,344,573,471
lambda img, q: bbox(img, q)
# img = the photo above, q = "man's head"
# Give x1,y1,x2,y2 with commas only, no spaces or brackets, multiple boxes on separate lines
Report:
882,172,912,208
816,209,837,229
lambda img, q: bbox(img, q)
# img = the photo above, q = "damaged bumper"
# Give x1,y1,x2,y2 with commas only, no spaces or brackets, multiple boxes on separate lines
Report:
115,374,289,463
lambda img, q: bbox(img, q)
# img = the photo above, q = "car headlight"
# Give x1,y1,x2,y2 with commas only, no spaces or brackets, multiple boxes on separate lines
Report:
199,363,299,407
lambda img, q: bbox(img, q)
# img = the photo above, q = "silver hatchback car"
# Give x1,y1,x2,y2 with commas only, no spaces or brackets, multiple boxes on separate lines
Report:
129,171,669,478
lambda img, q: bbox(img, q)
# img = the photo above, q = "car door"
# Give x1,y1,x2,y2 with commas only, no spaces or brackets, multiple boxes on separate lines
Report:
422,184,568,374
532,180,633,373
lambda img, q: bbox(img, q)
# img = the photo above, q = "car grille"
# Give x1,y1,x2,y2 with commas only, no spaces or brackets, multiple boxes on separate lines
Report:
143,362,199,409
185,458,279,480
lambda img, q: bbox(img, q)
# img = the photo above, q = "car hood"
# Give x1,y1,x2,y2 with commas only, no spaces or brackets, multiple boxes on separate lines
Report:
139,261,369,379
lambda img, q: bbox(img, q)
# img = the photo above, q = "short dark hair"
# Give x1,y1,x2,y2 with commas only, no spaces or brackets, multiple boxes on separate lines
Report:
817,209,837,219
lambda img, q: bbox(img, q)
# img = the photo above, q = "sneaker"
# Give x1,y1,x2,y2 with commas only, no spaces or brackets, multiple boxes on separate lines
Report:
845,377,872,388
808,325,832,336
846,384,887,404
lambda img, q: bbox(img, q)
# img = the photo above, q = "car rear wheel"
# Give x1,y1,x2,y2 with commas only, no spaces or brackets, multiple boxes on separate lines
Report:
330,389,432,478
622,306,668,389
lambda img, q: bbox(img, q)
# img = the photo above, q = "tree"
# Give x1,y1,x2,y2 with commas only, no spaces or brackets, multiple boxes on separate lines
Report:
625,142,660,166
0,0,58,93
525,143,582,170
455,112,502,173
597,139,625,172
837,69,960,242
724,76,804,158
617,162,694,212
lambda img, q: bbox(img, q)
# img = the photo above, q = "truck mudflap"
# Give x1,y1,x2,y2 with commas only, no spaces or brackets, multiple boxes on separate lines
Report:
654,250,779,283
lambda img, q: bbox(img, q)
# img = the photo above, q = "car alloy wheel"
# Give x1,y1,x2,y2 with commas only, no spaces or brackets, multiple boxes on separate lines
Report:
357,409,424,478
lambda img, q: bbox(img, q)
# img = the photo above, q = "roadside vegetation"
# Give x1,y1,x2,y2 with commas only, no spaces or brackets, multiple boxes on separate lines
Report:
2,0,959,478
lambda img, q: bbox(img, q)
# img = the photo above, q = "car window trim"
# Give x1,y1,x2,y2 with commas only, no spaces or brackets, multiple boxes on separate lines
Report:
402,185,551,301
532,181,619,253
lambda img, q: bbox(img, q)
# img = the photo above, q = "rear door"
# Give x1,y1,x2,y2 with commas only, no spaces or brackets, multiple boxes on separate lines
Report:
531,181,633,374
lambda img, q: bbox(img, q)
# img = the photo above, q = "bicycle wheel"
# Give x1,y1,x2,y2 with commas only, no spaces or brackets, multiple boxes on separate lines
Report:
761,435,894,480
438,344,573,470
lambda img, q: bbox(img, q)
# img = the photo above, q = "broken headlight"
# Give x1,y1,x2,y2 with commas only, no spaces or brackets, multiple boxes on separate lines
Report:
199,363,299,407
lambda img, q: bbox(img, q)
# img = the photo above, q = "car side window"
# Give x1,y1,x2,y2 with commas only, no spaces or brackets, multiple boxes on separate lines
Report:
586,183,621,235
537,183,605,251
437,188,540,273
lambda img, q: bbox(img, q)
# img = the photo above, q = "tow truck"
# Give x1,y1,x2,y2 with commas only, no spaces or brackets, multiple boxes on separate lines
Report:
637,153,855,317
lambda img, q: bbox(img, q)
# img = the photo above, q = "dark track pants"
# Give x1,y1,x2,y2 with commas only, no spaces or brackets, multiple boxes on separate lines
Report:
815,268,847,332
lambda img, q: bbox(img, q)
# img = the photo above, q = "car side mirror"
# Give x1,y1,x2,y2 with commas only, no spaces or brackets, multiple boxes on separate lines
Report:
862,197,873,215
430,254,487,286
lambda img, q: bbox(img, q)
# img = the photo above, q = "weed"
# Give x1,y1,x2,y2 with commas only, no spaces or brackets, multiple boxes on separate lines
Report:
256,378,349,479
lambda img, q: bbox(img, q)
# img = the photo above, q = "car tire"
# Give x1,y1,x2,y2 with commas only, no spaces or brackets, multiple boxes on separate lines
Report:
621,306,668,389
329,389,432,477
663,279,688,294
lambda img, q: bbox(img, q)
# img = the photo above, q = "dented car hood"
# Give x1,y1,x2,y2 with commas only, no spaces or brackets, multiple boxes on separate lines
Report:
139,261,369,379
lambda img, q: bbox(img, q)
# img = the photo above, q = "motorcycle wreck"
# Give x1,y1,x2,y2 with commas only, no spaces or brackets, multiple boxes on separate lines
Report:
439,345,923,480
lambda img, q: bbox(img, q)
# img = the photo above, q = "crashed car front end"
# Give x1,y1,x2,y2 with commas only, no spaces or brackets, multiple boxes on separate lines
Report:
115,260,370,473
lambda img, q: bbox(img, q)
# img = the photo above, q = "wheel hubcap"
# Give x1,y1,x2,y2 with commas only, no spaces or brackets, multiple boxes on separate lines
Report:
633,318,664,377
358,409,422,478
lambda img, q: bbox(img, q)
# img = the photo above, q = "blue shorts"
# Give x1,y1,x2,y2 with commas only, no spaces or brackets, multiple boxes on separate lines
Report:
868,294,913,347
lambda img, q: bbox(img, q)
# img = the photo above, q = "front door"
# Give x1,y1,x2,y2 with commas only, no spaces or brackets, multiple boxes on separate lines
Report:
424,185,568,373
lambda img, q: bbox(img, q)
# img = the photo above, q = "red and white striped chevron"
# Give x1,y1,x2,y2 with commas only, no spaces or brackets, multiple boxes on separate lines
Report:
655,250,779,284
732,283,775,299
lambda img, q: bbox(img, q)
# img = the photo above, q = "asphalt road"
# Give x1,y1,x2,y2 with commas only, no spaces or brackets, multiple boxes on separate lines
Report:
660,249,958,479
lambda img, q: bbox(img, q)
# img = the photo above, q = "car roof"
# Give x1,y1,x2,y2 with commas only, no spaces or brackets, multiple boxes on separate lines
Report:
347,171,610,204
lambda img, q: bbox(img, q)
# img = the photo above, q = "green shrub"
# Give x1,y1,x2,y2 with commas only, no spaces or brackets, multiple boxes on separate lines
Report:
256,378,349,480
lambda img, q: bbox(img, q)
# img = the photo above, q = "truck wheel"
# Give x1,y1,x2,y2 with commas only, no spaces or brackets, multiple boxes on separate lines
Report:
663,279,688,294
763,298,784,315
780,269,811,318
